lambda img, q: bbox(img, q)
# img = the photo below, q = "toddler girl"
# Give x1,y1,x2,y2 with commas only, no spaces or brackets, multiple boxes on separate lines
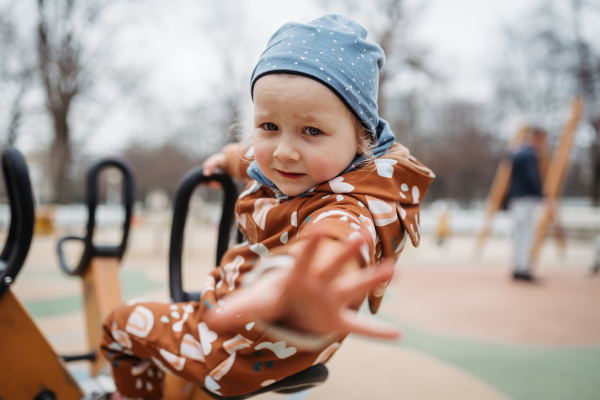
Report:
101,14,434,399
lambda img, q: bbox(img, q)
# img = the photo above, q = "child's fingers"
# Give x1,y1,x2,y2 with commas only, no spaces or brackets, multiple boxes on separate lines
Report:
340,308,401,339
203,165,214,176
201,161,224,189
202,153,226,177
316,235,364,283
333,259,395,304
205,180,223,190
292,231,325,276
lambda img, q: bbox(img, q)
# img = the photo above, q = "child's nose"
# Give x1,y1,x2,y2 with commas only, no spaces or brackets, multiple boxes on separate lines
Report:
273,134,300,162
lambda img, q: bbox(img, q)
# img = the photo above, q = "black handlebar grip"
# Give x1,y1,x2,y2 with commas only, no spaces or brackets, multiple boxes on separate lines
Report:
169,167,238,303
57,158,135,276
0,147,35,300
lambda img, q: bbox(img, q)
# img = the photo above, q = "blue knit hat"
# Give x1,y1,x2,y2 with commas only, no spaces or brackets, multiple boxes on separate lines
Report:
250,14,385,135
247,15,396,191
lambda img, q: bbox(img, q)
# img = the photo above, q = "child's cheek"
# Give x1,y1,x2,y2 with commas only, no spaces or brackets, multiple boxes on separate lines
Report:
308,155,338,182
253,142,271,170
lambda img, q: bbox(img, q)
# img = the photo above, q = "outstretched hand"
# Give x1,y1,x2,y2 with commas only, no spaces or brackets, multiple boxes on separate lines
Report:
202,153,226,189
206,232,400,340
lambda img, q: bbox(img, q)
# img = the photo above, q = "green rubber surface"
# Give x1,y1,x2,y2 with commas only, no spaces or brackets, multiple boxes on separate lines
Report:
396,322,600,400
23,269,163,318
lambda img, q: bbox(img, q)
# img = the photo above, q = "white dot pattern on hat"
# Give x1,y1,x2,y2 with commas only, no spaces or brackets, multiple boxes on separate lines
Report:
250,14,385,134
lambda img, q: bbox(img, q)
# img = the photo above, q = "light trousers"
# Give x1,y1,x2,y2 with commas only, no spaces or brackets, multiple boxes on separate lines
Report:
509,197,540,273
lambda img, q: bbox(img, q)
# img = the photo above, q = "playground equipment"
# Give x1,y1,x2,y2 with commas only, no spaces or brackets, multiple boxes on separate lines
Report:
56,158,135,375
0,147,84,399
476,98,582,258
530,97,584,271
166,166,328,400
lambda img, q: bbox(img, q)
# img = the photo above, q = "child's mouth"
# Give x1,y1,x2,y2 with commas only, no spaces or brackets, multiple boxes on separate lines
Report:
277,170,305,179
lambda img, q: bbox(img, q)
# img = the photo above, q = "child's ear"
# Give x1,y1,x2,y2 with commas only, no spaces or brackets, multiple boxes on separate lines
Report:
356,147,363,155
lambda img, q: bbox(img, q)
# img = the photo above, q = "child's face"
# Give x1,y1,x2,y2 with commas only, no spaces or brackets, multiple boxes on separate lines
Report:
253,74,360,196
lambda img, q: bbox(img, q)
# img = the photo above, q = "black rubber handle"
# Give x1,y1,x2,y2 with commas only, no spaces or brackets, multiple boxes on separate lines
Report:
0,147,35,300
57,158,135,276
169,167,237,302
61,351,96,363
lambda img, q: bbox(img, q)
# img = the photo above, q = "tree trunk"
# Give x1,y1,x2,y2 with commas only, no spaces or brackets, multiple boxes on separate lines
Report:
37,0,78,204
6,80,30,146
50,108,71,204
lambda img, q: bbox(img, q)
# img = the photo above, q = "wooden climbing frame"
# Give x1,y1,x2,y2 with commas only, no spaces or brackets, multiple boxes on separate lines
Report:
530,97,584,271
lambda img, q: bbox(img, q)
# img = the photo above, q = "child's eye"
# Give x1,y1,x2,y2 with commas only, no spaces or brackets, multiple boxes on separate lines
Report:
262,123,278,131
304,127,322,136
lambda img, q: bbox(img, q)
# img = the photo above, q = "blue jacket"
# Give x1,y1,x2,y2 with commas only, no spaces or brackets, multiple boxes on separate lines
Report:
508,145,543,199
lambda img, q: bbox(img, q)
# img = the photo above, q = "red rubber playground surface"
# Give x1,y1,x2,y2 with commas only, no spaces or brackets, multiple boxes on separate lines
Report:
12,220,600,400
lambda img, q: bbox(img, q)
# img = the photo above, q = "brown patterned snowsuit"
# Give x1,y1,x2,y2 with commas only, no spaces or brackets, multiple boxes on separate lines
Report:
101,142,434,399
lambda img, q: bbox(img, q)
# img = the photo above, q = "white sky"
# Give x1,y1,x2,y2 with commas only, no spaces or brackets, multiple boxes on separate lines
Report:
137,0,534,105
411,0,532,100
112,0,535,106
6,0,540,154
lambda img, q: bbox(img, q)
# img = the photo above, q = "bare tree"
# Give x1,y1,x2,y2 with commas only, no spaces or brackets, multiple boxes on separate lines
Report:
37,0,95,203
33,0,141,203
122,142,199,201
571,0,600,205
0,1,36,145
411,100,502,206
197,0,255,146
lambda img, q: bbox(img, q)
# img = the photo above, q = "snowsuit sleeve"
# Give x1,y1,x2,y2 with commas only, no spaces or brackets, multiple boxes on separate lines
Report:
222,142,253,182
271,192,406,314
286,195,377,265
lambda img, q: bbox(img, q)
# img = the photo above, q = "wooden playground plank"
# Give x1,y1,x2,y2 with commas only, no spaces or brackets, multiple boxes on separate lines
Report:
83,257,123,375
0,290,83,399
530,97,584,270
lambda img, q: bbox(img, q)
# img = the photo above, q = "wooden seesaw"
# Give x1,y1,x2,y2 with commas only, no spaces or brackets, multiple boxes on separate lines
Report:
56,158,135,376
0,147,84,400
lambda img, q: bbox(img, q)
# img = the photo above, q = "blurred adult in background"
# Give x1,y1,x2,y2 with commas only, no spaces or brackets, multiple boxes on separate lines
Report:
506,127,547,282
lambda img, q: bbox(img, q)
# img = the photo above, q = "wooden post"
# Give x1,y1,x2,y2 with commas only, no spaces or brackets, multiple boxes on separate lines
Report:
0,290,83,399
537,134,552,184
82,257,123,375
475,125,529,254
530,97,584,271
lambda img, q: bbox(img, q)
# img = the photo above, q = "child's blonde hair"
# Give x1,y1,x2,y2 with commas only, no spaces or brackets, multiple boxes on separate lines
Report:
351,111,375,161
